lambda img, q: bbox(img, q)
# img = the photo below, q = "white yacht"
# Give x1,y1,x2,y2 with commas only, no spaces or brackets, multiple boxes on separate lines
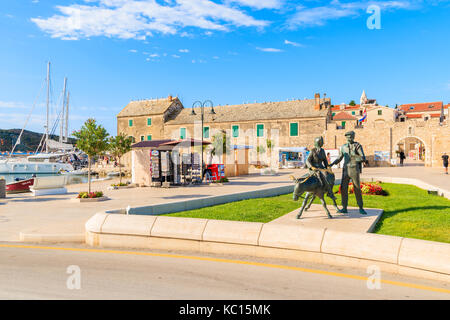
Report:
0,153,74,174
1,62,77,174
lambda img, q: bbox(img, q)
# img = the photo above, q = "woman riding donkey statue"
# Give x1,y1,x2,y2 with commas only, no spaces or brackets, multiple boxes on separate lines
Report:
292,136,339,219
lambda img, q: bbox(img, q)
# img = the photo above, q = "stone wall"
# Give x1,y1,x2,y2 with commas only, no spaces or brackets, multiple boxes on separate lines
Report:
117,114,165,142
324,118,449,167
164,117,327,148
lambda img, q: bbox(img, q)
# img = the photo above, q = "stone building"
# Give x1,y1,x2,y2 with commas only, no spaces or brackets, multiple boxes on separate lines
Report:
331,90,396,126
116,95,183,143
324,116,449,167
397,101,448,122
117,94,332,167
117,93,448,169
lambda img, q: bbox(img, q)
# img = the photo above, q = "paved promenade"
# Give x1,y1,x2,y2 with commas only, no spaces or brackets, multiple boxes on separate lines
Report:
0,165,448,242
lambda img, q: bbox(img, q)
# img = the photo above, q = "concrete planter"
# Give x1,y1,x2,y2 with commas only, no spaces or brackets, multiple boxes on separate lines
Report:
73,196,109,203
107,185,135,190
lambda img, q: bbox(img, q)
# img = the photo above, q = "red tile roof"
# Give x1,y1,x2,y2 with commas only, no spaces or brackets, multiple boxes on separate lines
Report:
331,104,360,111
399,101,444,113
332,111,357,120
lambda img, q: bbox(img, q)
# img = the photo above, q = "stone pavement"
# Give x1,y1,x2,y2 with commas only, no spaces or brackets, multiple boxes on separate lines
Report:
269,205,383,233
0,165,446,242
0,171,302,242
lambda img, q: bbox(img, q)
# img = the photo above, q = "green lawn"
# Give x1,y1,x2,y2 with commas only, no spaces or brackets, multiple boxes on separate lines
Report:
164,183,450,243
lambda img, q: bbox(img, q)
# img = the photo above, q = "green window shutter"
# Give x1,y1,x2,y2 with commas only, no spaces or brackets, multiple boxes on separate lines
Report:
140,136,144,142
257,124,264,137
341,121,346,128
180,128,186,139
128,119,133,127
378,110,382,115
290,123,298,136
147,135,152,141
147,118,152,126
352,111,355,115
332,113,335,116
203,127,209,139
129,136,135,143
232,125,239,138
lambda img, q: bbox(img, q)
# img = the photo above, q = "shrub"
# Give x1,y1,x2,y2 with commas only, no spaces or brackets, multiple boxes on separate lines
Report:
212,177,229,183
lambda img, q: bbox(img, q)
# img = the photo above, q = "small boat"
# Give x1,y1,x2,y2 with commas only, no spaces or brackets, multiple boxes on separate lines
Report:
60,168,88,176
6,178,35,194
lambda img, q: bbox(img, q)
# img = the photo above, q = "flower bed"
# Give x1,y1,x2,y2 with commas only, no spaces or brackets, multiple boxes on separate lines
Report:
338,182,388,196
77,191,104,199
111,183,128,187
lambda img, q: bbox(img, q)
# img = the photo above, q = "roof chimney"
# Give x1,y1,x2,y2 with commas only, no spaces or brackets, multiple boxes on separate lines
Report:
314,93,321,110
168,95,173,101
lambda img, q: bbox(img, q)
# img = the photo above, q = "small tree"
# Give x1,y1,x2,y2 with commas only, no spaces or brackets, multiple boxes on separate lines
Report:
349,100,356,106
73,119,109,193
209,130,231,161
108,133,132,184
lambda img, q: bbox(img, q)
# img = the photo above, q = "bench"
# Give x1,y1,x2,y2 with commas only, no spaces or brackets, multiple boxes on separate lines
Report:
30,176,68,196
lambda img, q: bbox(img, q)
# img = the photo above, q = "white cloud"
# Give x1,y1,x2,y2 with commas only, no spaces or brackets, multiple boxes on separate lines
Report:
179,49,189,53
149,53,159,57
288,1,413,28
31,0,270,41
128,49,137,53
256,47,283,52
284,39,302,47
0,101,28,109
227,0,283,10
172,54,181,58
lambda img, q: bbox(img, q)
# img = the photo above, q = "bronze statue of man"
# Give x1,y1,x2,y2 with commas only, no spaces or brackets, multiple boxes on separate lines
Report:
306,136,336,201
331,131,367,215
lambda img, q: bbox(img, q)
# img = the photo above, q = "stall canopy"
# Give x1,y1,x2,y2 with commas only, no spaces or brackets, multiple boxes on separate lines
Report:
160,138,211,147
131,140,173,149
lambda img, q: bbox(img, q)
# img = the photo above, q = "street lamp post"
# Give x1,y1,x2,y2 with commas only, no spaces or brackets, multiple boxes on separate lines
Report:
191,100,215,180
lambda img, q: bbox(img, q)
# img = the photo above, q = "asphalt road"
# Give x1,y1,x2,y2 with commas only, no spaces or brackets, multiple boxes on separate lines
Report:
0,243,449,300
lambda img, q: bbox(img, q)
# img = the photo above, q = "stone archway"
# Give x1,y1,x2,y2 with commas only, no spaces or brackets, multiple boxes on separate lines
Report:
394,135,428,165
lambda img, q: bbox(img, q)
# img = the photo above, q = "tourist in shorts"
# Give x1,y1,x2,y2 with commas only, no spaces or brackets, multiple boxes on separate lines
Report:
442,153,449,174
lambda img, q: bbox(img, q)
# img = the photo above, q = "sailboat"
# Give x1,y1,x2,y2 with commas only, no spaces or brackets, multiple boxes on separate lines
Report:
0,62,75,175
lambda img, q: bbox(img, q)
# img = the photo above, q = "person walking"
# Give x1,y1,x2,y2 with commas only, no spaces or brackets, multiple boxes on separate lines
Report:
399,150,406,166
442,153,449,174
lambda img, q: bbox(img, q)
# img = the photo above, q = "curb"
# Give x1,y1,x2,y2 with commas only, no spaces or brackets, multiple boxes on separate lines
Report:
84,213,450,283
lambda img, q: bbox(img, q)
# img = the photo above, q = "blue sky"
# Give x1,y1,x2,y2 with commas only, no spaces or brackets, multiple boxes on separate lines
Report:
0,0,449,135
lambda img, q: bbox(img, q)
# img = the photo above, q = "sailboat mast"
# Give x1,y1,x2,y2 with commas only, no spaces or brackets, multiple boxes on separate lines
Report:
60,77,67,143
45,62,50,153
65,91,70,142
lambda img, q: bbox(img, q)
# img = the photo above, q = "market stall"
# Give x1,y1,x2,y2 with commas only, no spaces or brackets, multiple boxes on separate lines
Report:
276,147,308,169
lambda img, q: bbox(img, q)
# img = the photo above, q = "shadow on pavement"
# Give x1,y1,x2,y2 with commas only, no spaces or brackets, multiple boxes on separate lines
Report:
6,197,73,203
161,194,211,199
228,181,292,186
382,205,450,216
